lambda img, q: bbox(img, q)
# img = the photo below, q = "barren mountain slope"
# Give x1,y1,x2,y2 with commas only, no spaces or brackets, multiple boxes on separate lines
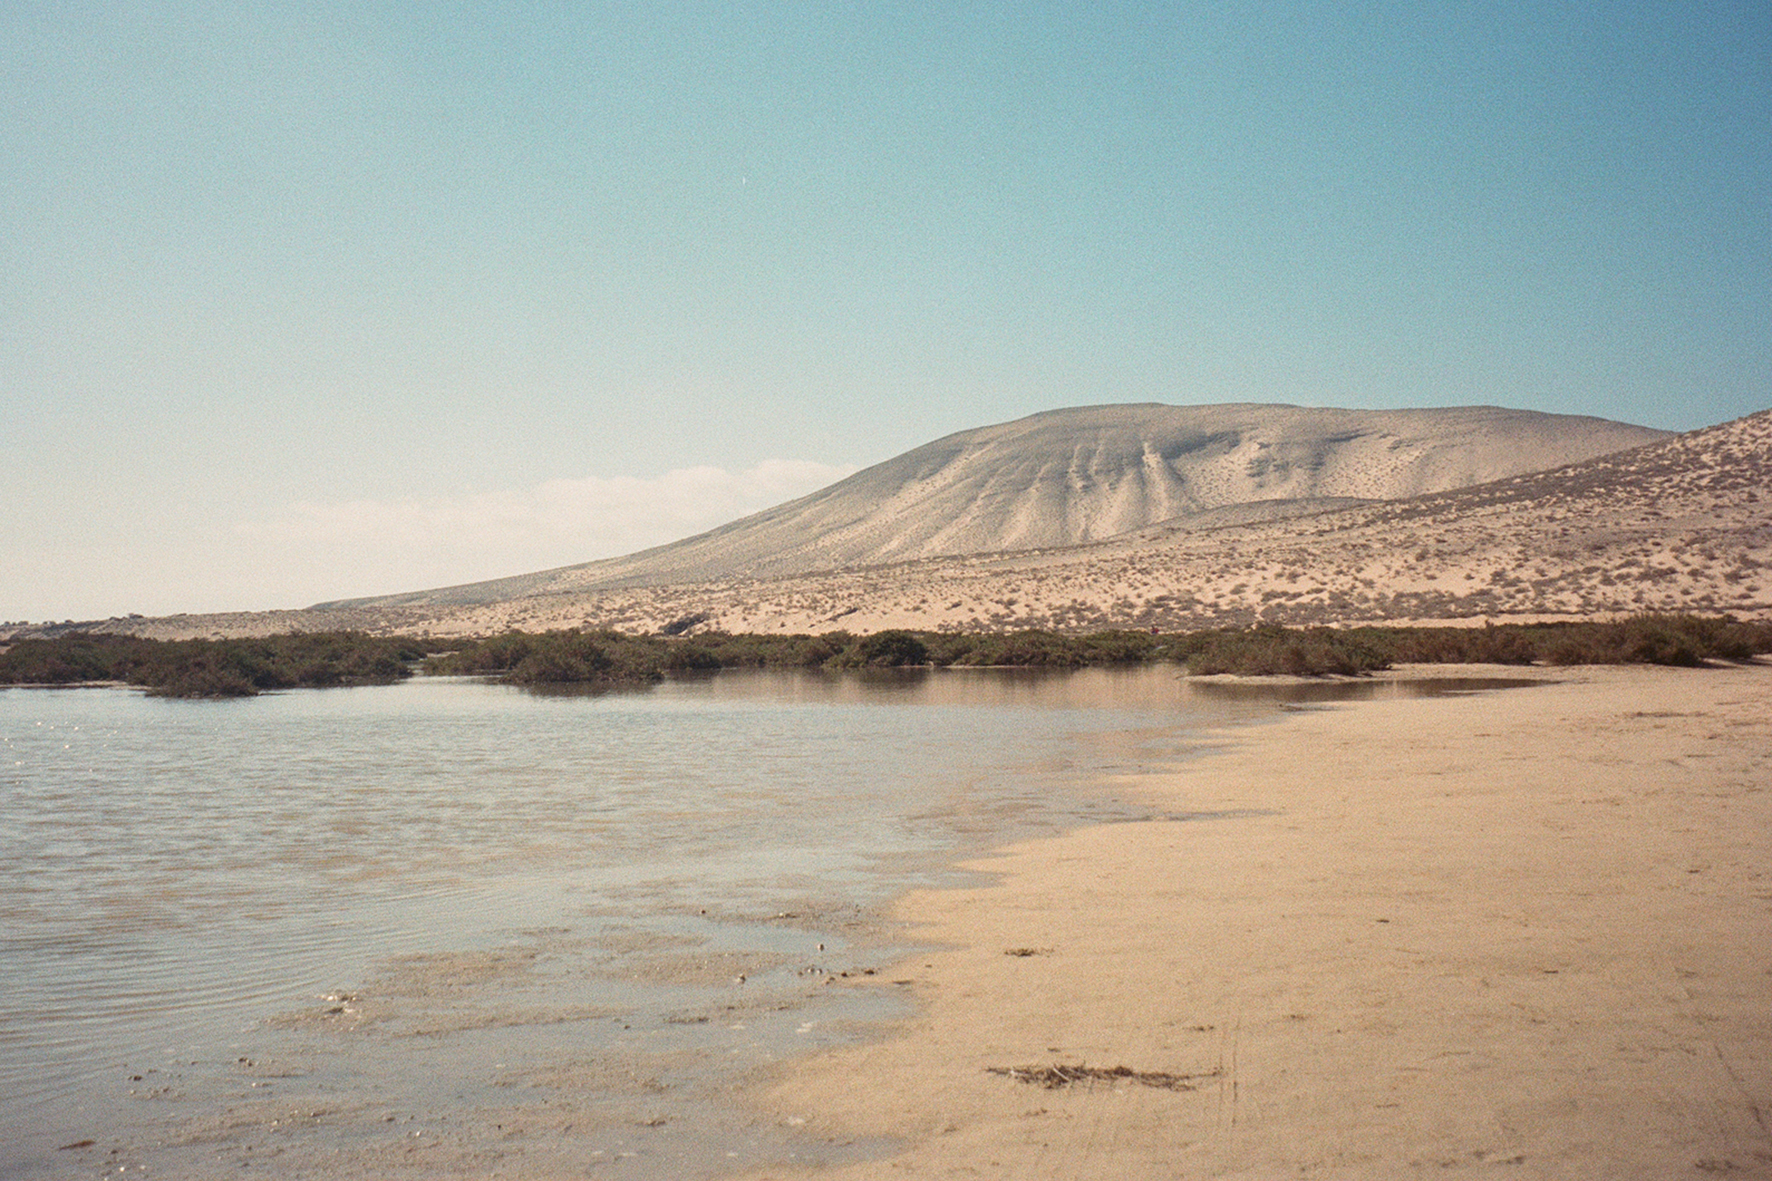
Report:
317,403,1667,609
94,407,1764,641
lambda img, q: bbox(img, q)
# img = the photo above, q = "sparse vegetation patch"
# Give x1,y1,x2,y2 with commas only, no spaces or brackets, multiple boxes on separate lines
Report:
0,632,425,698
7,615,1765,697
422,630,670,687
1178,626,1393,676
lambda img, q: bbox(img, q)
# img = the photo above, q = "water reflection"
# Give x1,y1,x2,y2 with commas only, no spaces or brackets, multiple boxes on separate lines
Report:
507,665,1548,709
1186,675,1546,704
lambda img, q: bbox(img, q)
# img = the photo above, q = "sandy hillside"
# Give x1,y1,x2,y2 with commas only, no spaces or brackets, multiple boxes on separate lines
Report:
312,403,1667,610
26,407,1766,643
209,405,1761,640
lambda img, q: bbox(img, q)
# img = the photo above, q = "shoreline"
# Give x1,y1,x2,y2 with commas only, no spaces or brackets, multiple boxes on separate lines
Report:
738,663,1772,1179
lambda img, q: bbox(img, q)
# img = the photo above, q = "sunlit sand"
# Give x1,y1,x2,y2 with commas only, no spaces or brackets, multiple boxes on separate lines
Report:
740,663,1772,1179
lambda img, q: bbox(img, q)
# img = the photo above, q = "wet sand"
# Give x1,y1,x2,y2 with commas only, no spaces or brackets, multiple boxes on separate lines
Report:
742,663,1772,1179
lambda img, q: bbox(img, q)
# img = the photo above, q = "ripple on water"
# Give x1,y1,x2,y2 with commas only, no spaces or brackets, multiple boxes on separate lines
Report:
0,668,1542,1179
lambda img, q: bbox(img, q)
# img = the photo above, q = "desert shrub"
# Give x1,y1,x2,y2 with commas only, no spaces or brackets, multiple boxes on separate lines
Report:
657,630,765,667
428,628,881,682
925,629,1168,667
943,630,1086,667
826,629,929,669
506,648,609,684
0,632,423,697
659,642,723,672
144,658,259,699
1367,625,1539,665
1710,617,1772,659
1612,616,1705,667
1342,615,1772,669
0,634,135,684
425,630,662,686
790,632,856,667
921,632,981,665
15,615,1763,699
426,631,538,675
1078,630,1171,663
1540,615,1721,667
506,631,664,686
1184,625,1393,676
687,631,853,668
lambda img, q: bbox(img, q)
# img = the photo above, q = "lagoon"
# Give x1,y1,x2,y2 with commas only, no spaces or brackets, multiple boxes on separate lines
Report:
0,668,1505,1178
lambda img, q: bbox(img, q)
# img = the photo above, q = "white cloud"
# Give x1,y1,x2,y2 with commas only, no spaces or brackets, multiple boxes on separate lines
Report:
234,459,858,601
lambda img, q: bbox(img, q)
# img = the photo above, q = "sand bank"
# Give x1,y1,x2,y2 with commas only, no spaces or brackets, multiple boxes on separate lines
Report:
743,663,1772,1179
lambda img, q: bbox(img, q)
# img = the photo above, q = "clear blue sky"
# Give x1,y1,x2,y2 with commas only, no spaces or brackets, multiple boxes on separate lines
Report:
4,1,1768,620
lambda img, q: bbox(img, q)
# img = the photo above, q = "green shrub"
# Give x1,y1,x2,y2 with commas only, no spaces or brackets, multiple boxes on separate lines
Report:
826,629,929,668
660,642,723,672
944,630,1086,667
1337,615,1771,669
1077,630,1170,663
7,614,1764,700
689,631,854,668
1184,625,1392,676
0,632,422,697
1367,624,1539,665
145,659,259,699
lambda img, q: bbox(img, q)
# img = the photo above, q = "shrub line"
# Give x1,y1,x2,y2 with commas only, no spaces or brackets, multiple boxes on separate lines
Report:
3,615,1765,698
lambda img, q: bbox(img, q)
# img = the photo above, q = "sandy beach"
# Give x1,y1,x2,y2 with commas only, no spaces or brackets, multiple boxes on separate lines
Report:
740,663,1772,1179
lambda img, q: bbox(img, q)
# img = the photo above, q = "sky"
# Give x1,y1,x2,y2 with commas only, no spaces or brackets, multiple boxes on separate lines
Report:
4,1,1768,622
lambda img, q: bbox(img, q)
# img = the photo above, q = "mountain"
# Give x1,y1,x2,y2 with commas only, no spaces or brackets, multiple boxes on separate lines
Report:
316,403,1669,609
424,404,1760,637
43,405,1766,641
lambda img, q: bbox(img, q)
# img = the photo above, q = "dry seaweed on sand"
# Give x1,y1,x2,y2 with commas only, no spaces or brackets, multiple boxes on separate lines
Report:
987,1063,1221,1091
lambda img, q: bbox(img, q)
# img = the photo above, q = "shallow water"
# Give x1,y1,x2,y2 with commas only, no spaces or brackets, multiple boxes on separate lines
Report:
0,667,1536,1178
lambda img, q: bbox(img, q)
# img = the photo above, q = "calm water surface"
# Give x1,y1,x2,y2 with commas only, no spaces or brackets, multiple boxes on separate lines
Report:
0,667,1530,1178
